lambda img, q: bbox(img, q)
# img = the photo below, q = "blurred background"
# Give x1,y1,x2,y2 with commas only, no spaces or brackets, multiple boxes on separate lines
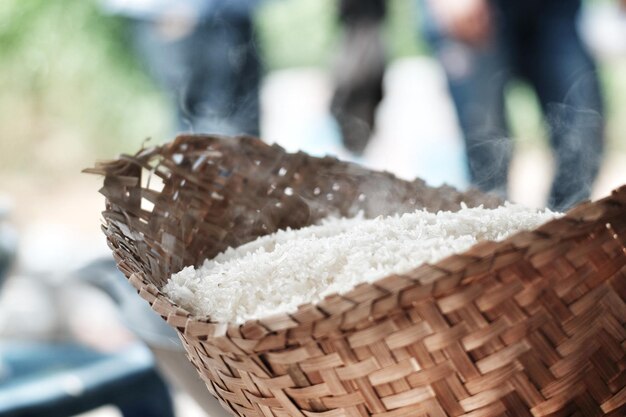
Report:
0,0,625,416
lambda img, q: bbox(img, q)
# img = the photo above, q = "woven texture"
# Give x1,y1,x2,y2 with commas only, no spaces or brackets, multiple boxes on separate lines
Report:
88,135,626,417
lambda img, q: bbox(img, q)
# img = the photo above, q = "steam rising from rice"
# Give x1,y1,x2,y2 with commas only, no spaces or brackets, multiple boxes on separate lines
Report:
164,203,558,324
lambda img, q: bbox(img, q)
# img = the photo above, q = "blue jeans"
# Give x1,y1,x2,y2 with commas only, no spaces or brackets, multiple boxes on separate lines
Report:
421,0,604,211
131,13,262,137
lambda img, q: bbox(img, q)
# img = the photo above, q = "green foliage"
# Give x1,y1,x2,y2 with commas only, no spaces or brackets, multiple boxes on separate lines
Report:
256,0,338,69
385,0,425,58
0,0,168,176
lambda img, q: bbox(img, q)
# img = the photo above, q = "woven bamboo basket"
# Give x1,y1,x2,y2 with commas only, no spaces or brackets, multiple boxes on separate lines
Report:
87,135,626,417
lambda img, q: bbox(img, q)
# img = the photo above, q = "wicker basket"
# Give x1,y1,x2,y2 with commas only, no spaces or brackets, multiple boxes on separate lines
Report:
88,135,626,417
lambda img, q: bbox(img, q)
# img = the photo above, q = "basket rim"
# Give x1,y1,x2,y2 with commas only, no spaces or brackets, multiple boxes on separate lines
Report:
90,134,626,347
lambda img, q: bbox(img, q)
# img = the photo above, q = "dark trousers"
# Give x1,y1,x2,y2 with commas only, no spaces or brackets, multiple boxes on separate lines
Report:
330,0,386,155
131,14,262,137
423,0,604,211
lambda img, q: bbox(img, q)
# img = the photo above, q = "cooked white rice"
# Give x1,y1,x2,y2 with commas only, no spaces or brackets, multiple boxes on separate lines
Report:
164,203,558,324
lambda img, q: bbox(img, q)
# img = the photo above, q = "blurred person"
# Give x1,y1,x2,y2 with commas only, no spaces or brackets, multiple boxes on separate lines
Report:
421,0,606,211
103,0,263,136
330,0,387,155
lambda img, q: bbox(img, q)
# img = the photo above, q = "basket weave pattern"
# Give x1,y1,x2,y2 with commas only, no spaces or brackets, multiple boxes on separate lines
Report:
89,135,626,417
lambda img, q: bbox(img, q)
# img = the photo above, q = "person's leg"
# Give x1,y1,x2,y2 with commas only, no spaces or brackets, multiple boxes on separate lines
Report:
425,34,511,197
230,15,262,137
419,0,513,196
129,14,261,137
183,13,261,136
330,0,386,155
519,3,604,211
